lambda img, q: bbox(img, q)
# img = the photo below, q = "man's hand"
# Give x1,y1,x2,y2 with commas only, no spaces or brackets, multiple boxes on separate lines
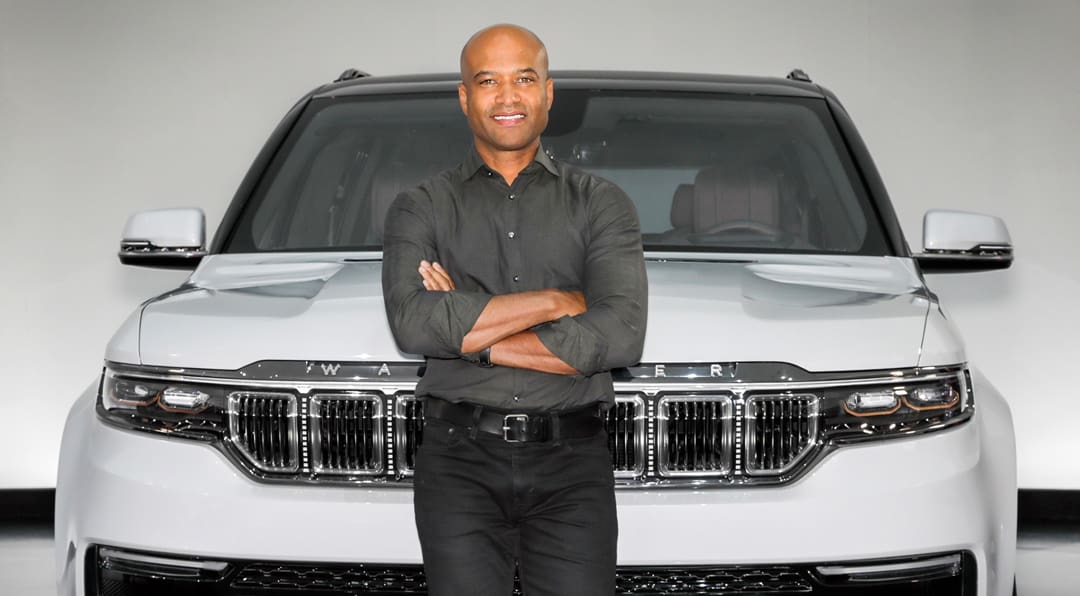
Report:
555,289,587,318
419,260,455,291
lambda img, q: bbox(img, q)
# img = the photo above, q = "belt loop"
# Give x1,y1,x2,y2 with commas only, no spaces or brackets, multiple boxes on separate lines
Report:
469,405,482,440
550,413,562,446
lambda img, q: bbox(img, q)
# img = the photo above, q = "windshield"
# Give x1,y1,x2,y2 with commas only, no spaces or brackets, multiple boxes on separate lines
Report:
224,89,890,255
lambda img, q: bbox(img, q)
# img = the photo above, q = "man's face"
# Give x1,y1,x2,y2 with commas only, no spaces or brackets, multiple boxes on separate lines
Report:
458,31,553,155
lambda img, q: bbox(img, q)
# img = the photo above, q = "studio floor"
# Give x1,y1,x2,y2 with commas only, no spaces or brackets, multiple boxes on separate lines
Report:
3,521,1078,595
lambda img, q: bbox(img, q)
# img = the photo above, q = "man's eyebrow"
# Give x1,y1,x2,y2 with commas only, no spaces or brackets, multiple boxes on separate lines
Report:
471,68,541,80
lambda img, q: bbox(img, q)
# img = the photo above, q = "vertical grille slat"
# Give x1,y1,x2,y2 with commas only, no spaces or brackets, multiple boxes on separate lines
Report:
657,395,733,477
310,393,384,476
603,395,645,478
745,394,819,477
227,392,298,474
393,395,425,475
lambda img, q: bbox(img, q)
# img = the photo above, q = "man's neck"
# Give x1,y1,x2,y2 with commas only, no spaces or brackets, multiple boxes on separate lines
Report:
475,141,539,186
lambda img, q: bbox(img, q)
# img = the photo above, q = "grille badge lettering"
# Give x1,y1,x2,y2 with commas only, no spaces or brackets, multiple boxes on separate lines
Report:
320,363,341,376
620,363,737,380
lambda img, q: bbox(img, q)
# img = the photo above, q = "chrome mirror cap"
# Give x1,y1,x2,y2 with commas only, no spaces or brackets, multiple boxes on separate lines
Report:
118,208,207,269
917,209,1013,273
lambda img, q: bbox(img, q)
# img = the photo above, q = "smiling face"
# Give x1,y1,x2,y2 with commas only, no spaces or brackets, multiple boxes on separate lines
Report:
458,25,553,159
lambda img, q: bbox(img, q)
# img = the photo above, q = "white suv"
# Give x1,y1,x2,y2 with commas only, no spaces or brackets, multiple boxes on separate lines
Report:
55,69,1018,595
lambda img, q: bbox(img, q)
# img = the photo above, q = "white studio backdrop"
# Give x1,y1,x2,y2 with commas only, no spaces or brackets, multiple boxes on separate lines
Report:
1,0,1077,489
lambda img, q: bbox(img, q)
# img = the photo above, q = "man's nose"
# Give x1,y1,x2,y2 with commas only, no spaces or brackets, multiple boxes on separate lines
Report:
495,82,520,105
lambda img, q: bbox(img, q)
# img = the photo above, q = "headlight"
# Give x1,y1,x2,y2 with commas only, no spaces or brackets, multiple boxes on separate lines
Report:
98,367,229,440
98,365,301,473
820,370,972,442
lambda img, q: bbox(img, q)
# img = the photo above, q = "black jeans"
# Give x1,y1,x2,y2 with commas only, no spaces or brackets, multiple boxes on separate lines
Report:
413,416,617,596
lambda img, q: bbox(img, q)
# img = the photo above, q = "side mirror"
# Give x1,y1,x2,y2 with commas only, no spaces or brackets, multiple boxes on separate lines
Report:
915,209,1013,273
118,208,207,269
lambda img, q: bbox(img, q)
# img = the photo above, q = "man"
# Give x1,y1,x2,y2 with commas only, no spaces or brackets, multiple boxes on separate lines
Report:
381,24,647,596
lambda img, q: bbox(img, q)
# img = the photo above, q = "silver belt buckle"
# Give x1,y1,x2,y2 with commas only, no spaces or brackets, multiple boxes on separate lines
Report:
502,414,530,442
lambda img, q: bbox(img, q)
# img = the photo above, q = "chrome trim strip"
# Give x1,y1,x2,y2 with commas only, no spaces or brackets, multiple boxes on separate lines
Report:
105,360,965,386
815,553,961,577
105,364,965,395
98,547,230,572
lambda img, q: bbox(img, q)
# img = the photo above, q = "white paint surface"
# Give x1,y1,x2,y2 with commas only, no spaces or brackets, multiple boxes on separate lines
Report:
1,0,1077,488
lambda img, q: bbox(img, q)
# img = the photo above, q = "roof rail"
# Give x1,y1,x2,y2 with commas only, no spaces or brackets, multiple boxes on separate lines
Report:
786,69,812,83
334,69,371,83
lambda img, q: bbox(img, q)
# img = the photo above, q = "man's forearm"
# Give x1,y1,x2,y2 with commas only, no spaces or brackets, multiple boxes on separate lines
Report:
488,330,579,375
460,289,583,353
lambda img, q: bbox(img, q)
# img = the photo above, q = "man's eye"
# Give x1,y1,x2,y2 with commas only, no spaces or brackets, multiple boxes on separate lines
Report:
517,77,536,84
479,79,496,86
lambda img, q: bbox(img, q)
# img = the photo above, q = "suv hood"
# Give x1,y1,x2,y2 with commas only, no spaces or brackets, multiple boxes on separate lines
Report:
118,253,963,372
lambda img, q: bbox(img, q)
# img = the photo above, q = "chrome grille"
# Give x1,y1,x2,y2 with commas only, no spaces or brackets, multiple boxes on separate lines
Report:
222,391,823,483
745,394,818,475
606,395,646,477
394,395,424,475
657,395,734,476
227,392,298,473
310,393,383,475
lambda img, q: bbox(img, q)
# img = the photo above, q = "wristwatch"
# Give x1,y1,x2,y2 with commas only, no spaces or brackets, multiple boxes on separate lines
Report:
477,346,493,368
462,347,494,368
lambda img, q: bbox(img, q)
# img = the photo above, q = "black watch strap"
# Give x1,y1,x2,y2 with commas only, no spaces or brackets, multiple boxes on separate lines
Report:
477,346,493,368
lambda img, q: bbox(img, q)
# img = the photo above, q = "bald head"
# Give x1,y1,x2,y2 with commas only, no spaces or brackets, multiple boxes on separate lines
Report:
459,24,549,82
456,23,554,163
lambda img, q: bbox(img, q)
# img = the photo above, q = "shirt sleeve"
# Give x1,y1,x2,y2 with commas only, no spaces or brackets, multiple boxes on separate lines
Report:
381,188,492,358
534,181,648,375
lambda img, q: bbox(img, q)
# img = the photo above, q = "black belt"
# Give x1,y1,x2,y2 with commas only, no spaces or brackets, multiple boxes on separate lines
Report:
424,398,604,443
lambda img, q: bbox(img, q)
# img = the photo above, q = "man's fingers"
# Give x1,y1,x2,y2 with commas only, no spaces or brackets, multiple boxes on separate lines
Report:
418,260,455,291
428,262,456,290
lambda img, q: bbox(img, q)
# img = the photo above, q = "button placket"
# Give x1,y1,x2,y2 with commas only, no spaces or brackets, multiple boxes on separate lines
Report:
505,178,527,288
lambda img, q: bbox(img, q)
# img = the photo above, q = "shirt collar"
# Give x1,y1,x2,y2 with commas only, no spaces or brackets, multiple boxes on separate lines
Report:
461,144,560,179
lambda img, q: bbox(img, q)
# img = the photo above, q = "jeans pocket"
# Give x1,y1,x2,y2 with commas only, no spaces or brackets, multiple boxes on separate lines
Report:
419,418,466,451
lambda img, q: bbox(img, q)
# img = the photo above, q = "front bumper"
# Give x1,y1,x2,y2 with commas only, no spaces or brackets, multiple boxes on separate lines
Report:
56,382,1016,595
88,545,976,594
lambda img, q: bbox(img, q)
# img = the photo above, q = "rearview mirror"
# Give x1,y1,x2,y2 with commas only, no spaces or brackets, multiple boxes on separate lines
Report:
118,208,206,269
915,209,1013,273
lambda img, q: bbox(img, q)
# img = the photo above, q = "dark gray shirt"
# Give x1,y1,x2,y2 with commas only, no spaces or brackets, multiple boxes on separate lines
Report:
382,147,647,412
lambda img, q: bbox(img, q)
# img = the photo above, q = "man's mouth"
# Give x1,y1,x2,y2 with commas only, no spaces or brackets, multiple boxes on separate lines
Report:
492,113,525,125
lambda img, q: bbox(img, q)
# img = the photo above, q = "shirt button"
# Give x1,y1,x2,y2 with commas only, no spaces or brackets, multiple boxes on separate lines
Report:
507,232,515,239
508,193,516,200
486,171,494,177
513,395,520,402
513,275,520,282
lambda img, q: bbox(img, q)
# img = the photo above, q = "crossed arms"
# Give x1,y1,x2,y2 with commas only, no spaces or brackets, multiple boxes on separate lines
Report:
381,183,647,377
417,260,583,374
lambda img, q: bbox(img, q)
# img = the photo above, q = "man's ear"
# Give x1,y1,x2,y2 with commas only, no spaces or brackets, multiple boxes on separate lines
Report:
545,77,554,110
458,82,469,116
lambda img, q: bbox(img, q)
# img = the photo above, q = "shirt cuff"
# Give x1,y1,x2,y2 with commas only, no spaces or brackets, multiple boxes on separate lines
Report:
424,290,492,356
533,315,607,376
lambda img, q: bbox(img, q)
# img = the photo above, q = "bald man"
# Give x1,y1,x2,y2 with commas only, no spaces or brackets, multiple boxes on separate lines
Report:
382,24,647,595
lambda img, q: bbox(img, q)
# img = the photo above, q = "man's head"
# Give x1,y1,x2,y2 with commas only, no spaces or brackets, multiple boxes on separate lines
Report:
458,24,553,157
